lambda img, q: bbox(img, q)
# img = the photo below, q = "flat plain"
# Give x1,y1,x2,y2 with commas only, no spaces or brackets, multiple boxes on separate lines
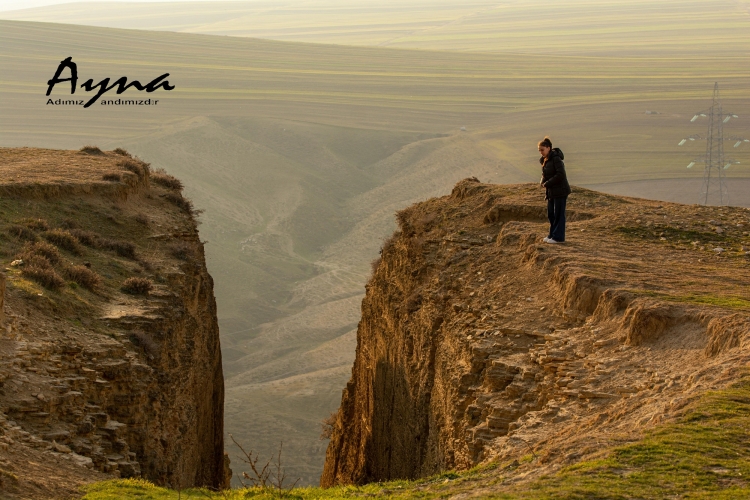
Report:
1,1,749,485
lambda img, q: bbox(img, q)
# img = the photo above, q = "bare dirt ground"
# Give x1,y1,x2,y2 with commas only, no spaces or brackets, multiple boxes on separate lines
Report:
0,148,134,187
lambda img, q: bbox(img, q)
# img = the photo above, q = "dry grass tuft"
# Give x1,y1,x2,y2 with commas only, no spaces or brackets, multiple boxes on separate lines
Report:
112,148,131,157
21,218,49,231
8,224,38,242
60,218,78,229
20,241,61,264
164,192,193,213
67,228,136,258
79,145,104,155
21,255,65,289
122,277,153,295
102,173,121,182
44,229,83,255
119,159,149,180
70,229,101,248
23,254,53,269
64,265,101,290
168,241,196,261
101,239,137,259
151,170,183,191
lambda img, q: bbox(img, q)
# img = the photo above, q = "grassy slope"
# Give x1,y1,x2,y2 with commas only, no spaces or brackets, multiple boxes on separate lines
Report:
81,368,750,498
1,12,749,486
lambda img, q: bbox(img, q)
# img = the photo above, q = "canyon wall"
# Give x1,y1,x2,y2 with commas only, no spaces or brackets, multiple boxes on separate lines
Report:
322,178,750,486
0,148,226,498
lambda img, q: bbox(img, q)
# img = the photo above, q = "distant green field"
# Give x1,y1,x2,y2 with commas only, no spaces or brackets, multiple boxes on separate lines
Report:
1,8,749,487
3,0,750,58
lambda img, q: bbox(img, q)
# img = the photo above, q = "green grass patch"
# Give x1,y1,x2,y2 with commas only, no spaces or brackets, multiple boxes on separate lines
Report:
82,467,497,499
84,371,750,499
514,370,750,499
627,289,750,311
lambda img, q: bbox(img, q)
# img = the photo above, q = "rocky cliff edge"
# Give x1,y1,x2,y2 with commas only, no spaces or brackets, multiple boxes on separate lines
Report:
322,178,750,487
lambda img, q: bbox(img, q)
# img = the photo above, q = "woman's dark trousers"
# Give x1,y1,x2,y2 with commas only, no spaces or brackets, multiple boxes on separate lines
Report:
547,196,567,242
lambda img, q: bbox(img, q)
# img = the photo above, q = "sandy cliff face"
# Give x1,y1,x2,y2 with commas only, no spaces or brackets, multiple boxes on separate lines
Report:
0,148,225,498
321,178,750,487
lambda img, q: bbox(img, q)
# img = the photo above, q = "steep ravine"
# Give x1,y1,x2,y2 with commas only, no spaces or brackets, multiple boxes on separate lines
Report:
322,178,750,487
0,148,226,499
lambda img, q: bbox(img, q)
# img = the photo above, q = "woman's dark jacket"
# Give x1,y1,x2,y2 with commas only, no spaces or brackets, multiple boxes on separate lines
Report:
540,148,571,199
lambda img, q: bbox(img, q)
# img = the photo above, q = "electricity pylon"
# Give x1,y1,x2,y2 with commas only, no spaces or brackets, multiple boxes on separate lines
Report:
679,82,748,206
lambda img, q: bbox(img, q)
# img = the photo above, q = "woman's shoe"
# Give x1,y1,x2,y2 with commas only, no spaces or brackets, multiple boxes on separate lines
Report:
543,237,551,243
546,238,560,244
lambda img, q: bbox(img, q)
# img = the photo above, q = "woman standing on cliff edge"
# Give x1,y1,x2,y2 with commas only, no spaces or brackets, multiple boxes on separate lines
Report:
538,136,571,244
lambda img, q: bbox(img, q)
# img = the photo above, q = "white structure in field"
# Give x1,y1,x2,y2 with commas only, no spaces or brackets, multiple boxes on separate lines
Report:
679,82,748,206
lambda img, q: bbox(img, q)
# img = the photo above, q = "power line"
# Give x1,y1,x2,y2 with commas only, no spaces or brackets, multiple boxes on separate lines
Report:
679,82,748,206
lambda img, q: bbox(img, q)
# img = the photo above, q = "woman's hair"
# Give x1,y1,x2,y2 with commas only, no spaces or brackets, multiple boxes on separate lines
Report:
538,136,552,149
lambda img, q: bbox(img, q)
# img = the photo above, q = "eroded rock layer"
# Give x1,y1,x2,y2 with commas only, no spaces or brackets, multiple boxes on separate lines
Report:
322,178,750,487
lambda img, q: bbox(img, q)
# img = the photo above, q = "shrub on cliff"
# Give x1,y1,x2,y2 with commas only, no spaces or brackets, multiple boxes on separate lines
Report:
101,239,137,259
79,145,104,155
70,229,137,258
7,224,38,242
64,265,101,290
164,192,193,213
21,255,65,290
19,241,61,264
44,229,83,255
112,148,131,157
380,233,397,254
168,241,197,261
60,219,78,229
122,277,153,295
152,170,183,191
119,159,149,181
320,412,337,440
21,218,49,231
70,229,101,248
